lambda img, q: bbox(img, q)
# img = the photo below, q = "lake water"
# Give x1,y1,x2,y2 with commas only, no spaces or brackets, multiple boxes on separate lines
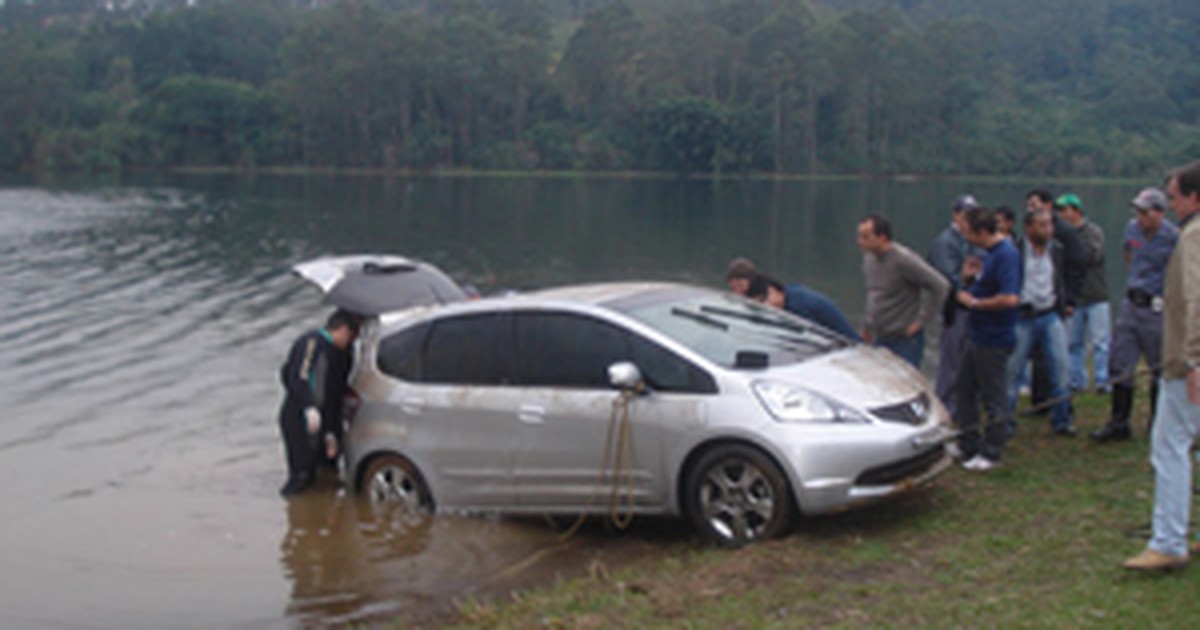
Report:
0,172,1151,627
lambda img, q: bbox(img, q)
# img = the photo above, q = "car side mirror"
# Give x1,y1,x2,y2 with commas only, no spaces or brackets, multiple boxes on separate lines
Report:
608,361,645,392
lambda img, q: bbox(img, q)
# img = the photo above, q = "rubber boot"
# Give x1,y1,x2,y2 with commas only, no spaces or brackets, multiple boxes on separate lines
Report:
1090,384,1133,443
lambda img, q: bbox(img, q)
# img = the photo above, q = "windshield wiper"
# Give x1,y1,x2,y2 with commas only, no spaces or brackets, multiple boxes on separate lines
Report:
699,305,847,344
671,307,729,331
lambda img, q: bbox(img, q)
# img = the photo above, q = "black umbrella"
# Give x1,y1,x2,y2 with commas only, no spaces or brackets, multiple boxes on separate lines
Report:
295,256,468,316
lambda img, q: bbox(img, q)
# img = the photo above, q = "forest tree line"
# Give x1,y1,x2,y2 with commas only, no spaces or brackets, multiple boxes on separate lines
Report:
1,0,1198,177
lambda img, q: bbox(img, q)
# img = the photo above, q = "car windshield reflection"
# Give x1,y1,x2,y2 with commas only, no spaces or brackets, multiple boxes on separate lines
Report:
609,288,851,368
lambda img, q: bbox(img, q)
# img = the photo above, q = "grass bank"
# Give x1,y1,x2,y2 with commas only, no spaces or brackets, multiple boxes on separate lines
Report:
443,391,1199,628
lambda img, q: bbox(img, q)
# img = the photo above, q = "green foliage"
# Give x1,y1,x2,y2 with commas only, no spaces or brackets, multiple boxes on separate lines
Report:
633,97,770,175
1,0,1198,175
131,0,292,92
527,122,576,169
138,74,283,166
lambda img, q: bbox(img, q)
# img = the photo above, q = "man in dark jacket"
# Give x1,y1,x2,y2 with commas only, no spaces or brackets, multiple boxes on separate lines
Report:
1055,194,1110,392
928,194,987,418
1024,190,1088,412
1005,210,1076,436
278,309,361,496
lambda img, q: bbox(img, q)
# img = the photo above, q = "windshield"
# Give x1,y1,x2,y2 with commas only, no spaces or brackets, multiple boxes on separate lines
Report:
608,287,853,368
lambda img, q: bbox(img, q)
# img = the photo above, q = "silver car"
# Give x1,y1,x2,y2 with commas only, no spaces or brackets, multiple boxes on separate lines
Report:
296,256,953,547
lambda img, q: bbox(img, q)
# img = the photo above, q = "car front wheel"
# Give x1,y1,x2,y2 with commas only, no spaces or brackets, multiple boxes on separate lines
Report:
685,444,793,547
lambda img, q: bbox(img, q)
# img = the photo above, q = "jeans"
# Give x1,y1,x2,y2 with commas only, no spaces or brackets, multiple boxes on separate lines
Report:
956,341,1013,462
878,329,925,370
1068,302,1111,391
1148,379,1200,557
1005,311,1072,430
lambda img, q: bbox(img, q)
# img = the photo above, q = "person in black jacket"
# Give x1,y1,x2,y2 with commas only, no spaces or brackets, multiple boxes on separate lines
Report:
1005,210,1077,436
1024,190,1088,413
278,310,362,497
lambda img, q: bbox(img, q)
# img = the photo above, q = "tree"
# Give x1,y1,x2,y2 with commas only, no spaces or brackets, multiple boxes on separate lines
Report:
557,0,643,126
139,75,283,166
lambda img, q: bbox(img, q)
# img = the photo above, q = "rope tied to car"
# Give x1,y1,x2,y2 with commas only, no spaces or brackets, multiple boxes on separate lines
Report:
1017,360,1164,416
556,383,643,541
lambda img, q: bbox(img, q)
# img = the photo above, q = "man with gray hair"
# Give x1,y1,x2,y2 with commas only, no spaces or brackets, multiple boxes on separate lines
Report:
1124,160,1200,570
1091,187,1179,443
928,194,985,418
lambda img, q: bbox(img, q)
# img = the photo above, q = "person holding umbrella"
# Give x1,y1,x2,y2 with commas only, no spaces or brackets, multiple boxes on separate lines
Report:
278,309,362,497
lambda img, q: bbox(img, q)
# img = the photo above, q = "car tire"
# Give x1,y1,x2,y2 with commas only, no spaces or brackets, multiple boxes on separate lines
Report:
684,444,794,548
359,453,434,522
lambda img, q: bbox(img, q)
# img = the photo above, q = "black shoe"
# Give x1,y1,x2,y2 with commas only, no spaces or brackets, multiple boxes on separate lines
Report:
1053,425,1078,438
1089,424,1131,444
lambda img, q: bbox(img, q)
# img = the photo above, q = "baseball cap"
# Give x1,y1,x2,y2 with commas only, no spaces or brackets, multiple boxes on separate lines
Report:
1055,193,1082,209
951,194,979,213
1131,187,1167,212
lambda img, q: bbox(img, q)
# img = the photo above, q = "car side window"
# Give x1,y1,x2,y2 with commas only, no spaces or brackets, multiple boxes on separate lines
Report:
514,312,628,388
421,313,512,385
628,334,717,394
377,322,429,381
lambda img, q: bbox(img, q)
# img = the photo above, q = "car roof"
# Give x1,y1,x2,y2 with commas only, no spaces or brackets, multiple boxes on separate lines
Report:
376,281,714,328
524,281,700,306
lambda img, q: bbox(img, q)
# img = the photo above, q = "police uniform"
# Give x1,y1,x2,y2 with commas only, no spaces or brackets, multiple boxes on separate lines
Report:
1092,214,1178,441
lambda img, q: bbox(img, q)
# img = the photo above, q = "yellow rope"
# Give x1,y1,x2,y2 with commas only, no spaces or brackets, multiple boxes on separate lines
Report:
557,386,642,541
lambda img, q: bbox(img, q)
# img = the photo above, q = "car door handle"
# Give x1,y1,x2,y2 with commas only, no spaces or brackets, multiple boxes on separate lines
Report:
518,404,545,424
400,397,424,416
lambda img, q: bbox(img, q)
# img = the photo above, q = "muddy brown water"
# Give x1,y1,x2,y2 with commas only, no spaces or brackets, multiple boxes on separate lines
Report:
0,176,1143,627
0,181,708,628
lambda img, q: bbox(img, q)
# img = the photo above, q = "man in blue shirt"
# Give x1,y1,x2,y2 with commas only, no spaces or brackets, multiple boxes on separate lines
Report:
747,274,861,340
954,207,1021,471
1091,187,1179,443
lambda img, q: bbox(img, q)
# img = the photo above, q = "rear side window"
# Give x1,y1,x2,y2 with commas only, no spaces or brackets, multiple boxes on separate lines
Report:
514,312,627,388
422,313,512,384
379,314,511,384
377,322,429,381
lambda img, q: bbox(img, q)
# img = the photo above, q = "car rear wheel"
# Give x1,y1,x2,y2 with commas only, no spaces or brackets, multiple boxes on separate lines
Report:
359,454,433,523
685,444,793,548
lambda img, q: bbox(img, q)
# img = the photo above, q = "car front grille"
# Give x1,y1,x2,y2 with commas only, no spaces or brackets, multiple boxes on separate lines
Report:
870,392,930,426
855,445,946,486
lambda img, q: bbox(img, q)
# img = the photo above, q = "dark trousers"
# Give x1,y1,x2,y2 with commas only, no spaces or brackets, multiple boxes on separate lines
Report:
279,400,316,490
1029,344,1052,413
956,341,1014,462
936,311,969,419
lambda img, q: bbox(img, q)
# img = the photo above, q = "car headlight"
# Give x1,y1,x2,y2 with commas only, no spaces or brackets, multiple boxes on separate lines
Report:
752,380,870,424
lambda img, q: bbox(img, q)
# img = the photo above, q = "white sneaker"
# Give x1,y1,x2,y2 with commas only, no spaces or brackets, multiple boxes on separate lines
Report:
962,455,999,472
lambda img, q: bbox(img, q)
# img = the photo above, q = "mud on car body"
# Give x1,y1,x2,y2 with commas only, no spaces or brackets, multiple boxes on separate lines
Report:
296,255,954,547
